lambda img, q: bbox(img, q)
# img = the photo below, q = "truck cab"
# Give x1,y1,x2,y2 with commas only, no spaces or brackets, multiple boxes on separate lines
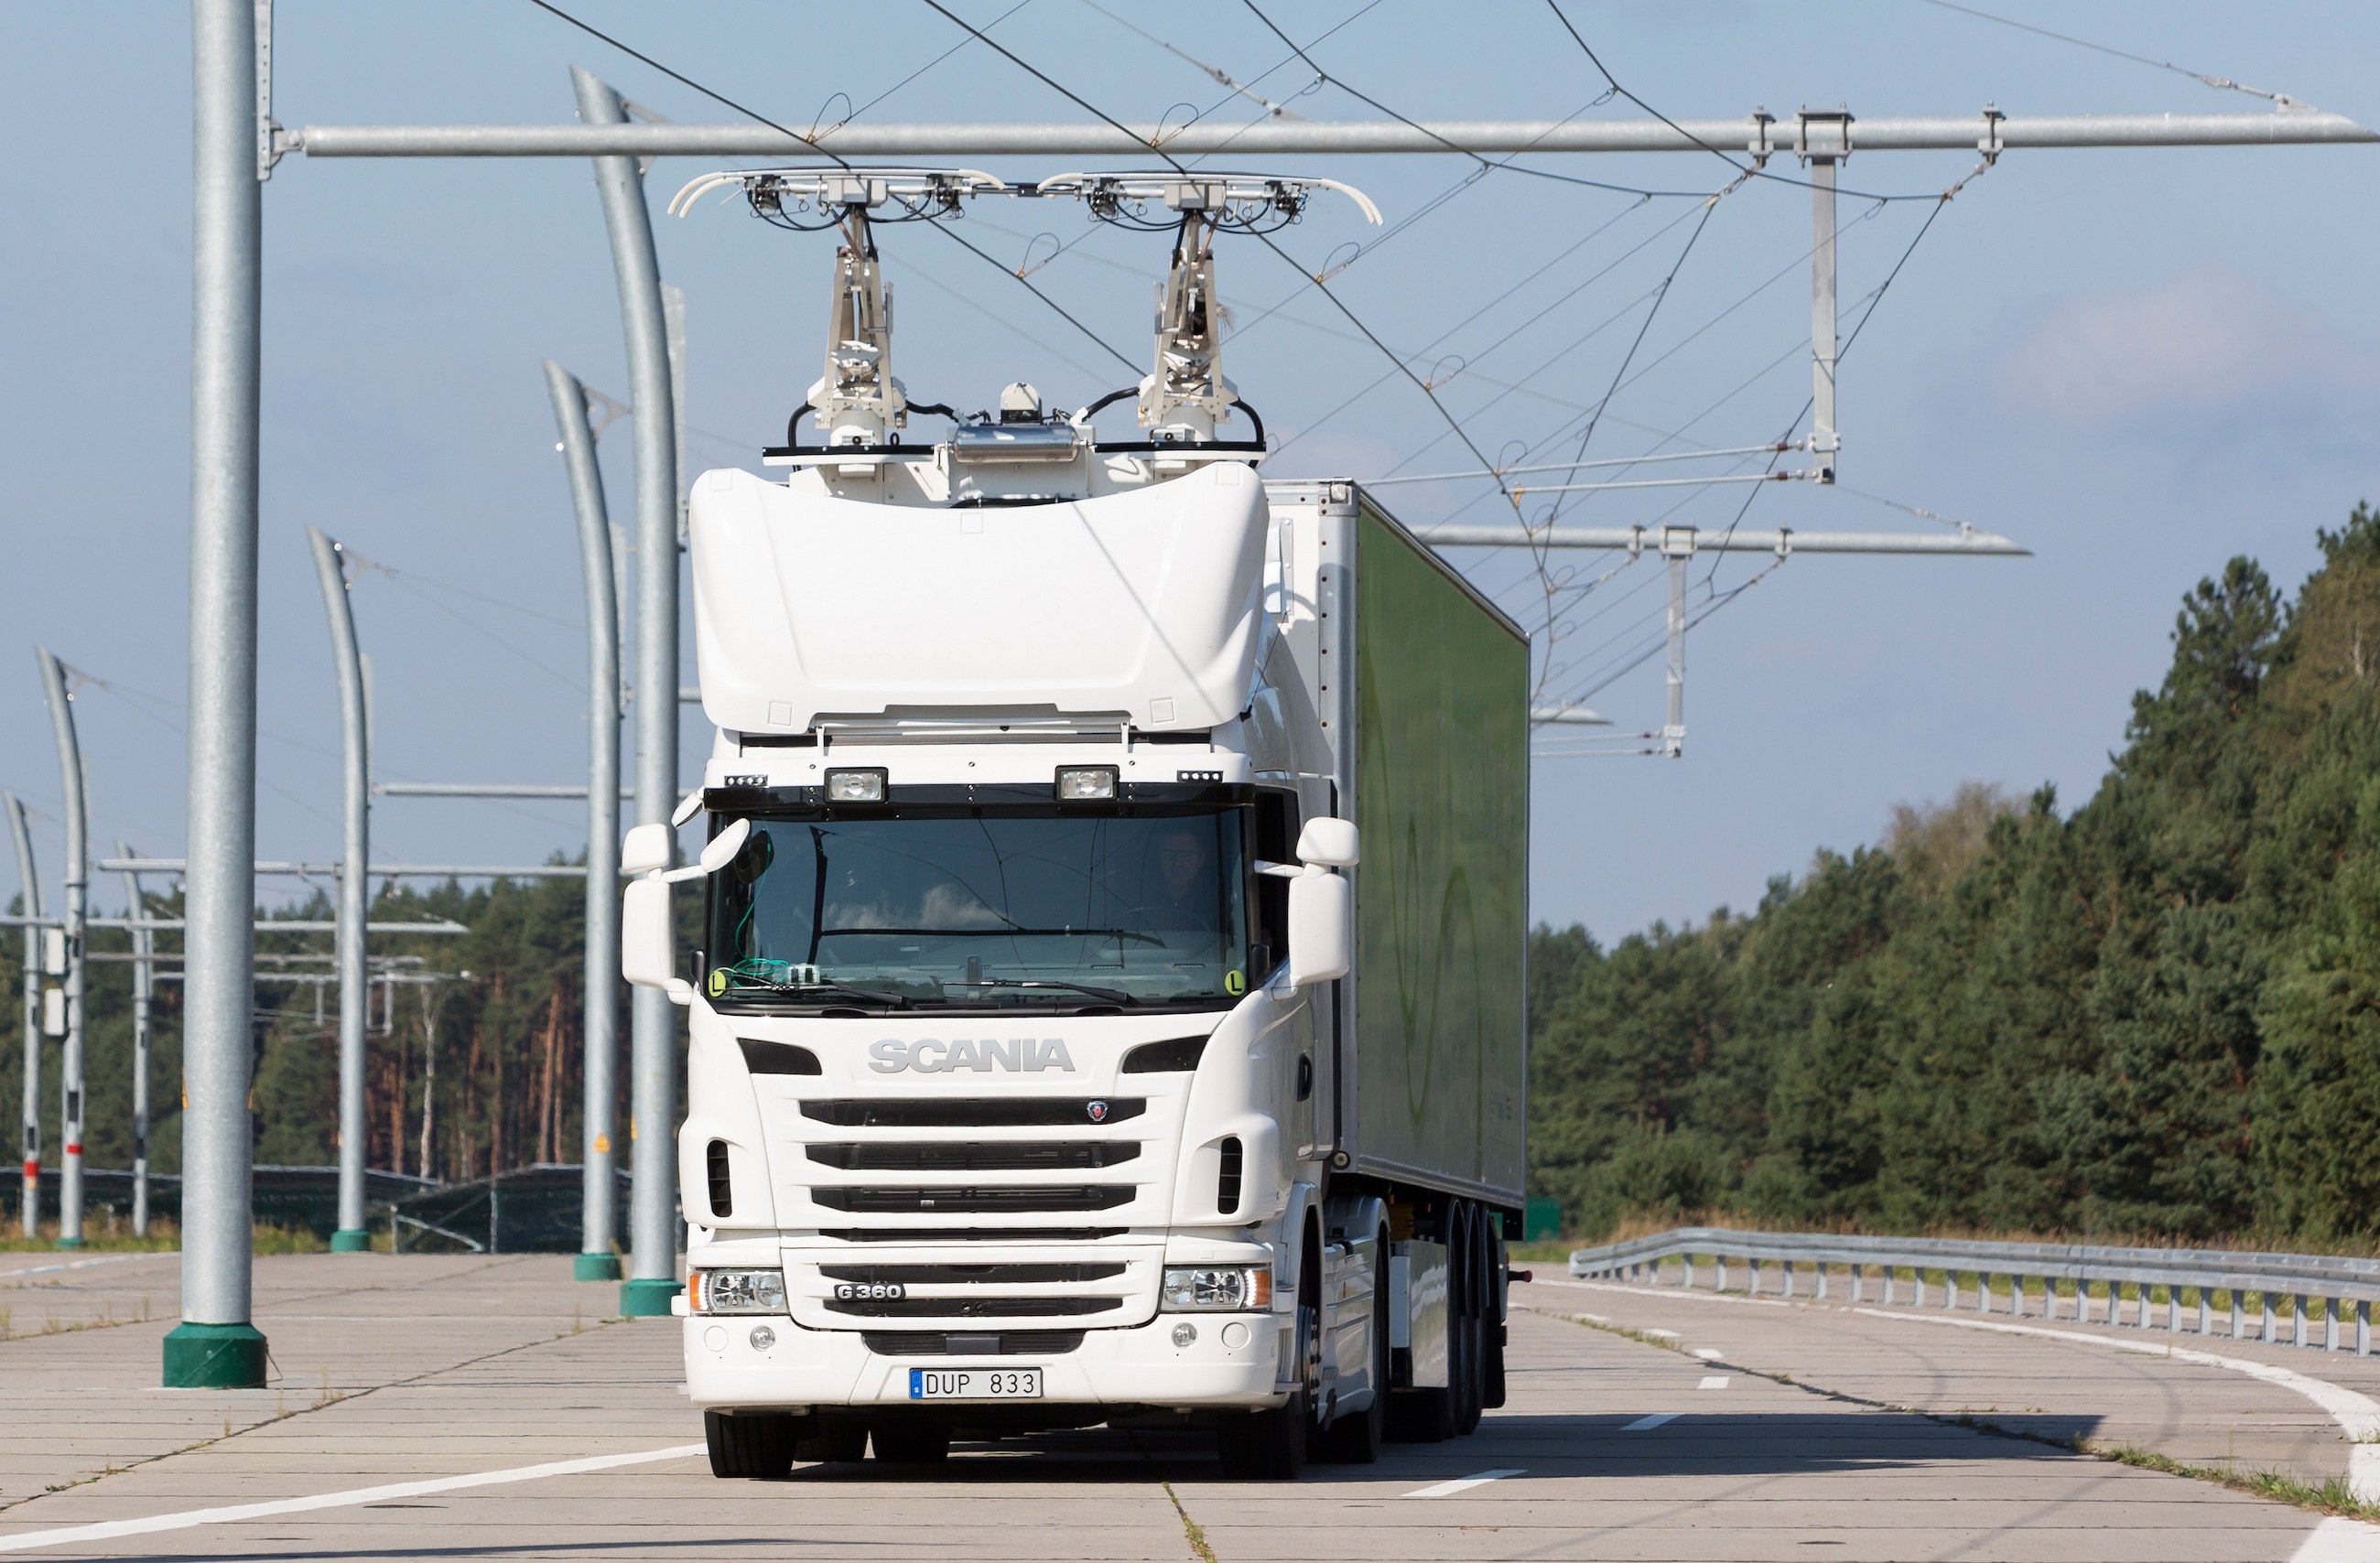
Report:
625,168,1522,1479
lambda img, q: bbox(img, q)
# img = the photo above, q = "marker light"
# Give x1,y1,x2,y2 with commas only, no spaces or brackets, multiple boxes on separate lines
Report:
825,769,887,803
1055,766,1119,801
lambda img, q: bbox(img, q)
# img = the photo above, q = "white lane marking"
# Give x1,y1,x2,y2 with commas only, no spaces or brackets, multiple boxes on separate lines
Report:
1531,1277,1790,1309
1854,1307,2380,1503
1622,1412,1680,1431
1692,1347,1725,1361
1642,1328,1681,1340
0,1254,146,1282
2292,1516,2380,1562
0,1443,707,1554
1402,1469,1526,1500
1697,1375,1730,1389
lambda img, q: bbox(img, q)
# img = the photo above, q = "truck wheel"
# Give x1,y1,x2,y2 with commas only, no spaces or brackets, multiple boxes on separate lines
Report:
1220,1300,1318,1479
794,1416,868,1464
1317,1239,1387,1463
704,1409,795,1479
870,1421,951,1463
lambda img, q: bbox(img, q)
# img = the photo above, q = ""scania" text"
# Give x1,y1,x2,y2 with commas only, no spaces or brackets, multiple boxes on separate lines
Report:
868,1038,1076,1073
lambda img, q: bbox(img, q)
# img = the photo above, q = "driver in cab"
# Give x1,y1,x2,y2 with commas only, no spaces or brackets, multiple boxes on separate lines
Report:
1142,825,1216,932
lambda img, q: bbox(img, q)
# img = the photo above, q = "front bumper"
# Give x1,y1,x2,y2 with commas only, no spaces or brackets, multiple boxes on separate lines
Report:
686,1309,1289,1412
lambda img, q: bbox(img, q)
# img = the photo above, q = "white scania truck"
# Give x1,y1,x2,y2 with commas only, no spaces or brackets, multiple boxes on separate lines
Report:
621,169,1528,1479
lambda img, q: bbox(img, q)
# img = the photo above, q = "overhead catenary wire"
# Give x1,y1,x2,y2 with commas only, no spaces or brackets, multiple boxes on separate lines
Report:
1914,0,2299,105
913,0,1531,520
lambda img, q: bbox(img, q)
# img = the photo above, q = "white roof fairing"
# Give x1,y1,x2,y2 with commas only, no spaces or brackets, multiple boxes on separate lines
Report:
689,461,1270,734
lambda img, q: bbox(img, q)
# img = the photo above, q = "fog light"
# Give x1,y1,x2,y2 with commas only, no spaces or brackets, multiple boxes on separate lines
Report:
749,1325,777,1351
825,768,887,803
1055,765,1118,801
1171,1322,1198,1348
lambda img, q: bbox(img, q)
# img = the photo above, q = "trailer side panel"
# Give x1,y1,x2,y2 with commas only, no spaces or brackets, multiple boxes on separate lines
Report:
1349,497,1529,1205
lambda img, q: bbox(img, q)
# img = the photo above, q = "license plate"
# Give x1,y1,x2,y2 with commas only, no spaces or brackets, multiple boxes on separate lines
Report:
909,1367,1043,1401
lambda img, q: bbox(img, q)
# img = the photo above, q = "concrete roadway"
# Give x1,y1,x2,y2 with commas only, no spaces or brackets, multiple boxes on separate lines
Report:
2,1253,2377,1562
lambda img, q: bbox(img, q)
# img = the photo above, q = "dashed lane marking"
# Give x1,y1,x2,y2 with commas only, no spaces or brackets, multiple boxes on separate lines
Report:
1692,1347,1725,1361
1402,1469,1526,1499
1622,1412,1680,1431
0,1443,708,1554
1697,1375,1730,1389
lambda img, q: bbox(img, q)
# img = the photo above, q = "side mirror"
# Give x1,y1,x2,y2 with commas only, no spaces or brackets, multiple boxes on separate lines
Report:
622,877,678,993
1287,868,1350,986
1295,816,1358,868
622,822,673,876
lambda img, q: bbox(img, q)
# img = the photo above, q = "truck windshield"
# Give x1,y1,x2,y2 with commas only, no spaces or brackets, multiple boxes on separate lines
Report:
704,809,1250,1010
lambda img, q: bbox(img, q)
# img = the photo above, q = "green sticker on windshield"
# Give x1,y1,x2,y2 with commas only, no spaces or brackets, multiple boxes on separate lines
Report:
1224,969,1246,997
706,967,729,998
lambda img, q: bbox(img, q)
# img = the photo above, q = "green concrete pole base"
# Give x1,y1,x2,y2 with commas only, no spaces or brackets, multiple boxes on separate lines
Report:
329,1228,372,1253
619,1277,677,1317
163,1321,269,1388
575,1251,622,1282
54,1234,86,1250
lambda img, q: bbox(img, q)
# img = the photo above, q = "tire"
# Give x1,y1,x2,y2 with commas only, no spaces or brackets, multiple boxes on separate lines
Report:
1316,1235,1387,1464
704,1409,795,1479
1484,1227,1509,1411
794,1417,868,1464
1220,1299,1319,1479
1483,1320,1508,1411
1451,1203,1484,1437
870,1420,951,1463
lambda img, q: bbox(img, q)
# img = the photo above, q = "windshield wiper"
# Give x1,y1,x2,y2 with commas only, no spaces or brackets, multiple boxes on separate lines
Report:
940,976,1138,1006
724,978,914,1010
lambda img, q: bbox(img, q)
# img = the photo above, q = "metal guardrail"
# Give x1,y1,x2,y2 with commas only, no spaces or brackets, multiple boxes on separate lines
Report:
1570,1226,2376,1356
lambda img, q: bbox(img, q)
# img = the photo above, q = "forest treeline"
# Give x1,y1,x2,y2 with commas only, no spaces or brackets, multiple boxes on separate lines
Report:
0,869,630,1192
1528,502,2380,1244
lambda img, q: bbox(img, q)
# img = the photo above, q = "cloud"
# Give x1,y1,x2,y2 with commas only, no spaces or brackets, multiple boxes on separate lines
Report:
1996,264,2375,430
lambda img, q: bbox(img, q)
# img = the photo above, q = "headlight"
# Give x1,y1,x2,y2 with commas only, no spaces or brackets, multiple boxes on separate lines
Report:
689,1268,786,1315
1055,765,1118,801
1161,1266,1272,1311
825,768,887,803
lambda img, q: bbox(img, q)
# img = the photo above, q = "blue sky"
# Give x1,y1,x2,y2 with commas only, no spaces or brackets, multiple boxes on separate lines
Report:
2,2,2374,941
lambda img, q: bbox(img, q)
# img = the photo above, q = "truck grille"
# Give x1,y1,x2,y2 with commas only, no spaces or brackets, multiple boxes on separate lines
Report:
799,1097,1146,1128
820,1262,1126,1285
827,1294,1123,1319
816,1227,1126,1243
860,1330,1086,1357
774,1067,1191,1330
810,1185,1134,1214
806,1140,1140,1172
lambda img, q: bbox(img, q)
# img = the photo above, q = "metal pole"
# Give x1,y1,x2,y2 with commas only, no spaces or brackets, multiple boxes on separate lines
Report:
168,0,268,1388
573,66,680,1319
286,108,2380,159
36,649,88,1249
308,527,372,1254
546,359,623,1284
1661,555,1687,760
1805,116,1843,483
115,842,152,1237
5,793,41,1238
